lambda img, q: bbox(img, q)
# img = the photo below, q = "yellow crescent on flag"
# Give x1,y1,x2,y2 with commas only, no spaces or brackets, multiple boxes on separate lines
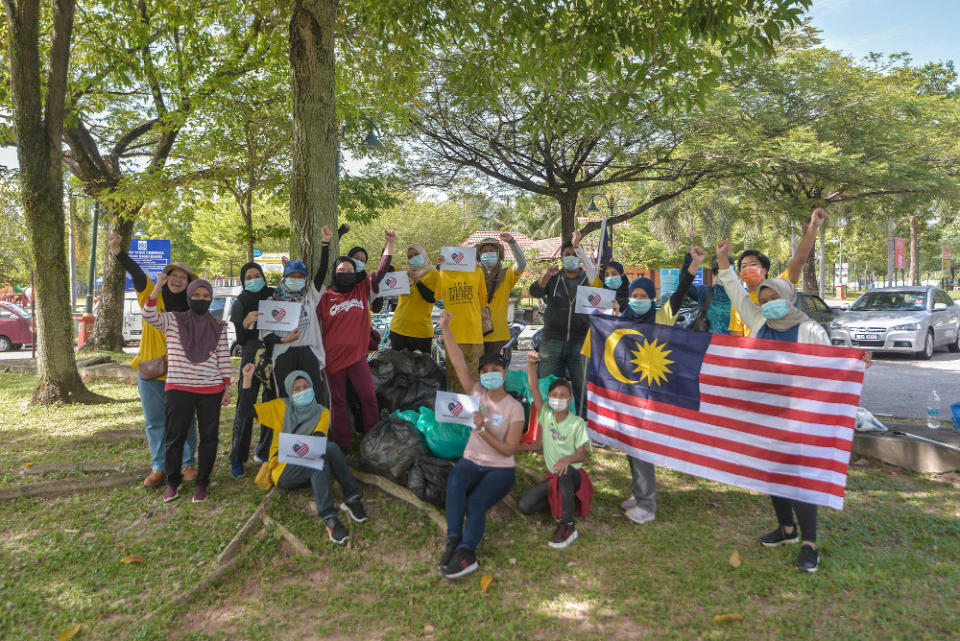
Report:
604,328,645,384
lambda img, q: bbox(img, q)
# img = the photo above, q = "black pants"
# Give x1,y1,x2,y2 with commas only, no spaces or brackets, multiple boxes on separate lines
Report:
229,355,276,464
390,333,433,353
273,346,328,406
771,496,818,543
165,389,222,487
518,468,581,523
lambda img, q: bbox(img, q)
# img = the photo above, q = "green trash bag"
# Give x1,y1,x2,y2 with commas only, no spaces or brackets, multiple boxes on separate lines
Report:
392,409,420,426
415,406,470,459
505,369,530,398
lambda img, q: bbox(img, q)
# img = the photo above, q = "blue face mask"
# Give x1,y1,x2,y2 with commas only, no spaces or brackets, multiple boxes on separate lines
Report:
352,258,366,272
604,276,622,290
761,299,790,320
479,372,504,390
291,388,315,407
244,277,266,293
628,298,652,315
562,256,580,271
480,252,499,268
284,277,305,293
408,254,425,269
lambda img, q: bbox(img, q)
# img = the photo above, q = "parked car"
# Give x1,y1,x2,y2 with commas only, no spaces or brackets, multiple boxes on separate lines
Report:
122,287,240,355
0,301,33,351
122,292,143,344
827,286,960,359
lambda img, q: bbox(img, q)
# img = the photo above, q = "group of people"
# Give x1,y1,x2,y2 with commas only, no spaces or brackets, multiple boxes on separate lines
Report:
110,205,866,578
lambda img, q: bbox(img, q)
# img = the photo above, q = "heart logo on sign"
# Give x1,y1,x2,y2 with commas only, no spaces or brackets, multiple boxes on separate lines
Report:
451,251,465,264
588,294,602,307
272,307,287,321
292,441,309,457
448,401,464,417
385,276,397,288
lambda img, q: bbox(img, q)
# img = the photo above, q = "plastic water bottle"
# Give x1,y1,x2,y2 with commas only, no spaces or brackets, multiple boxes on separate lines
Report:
927,390,941,429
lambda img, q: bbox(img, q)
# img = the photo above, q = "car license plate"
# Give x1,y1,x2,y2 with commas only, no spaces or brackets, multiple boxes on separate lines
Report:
855,333,879,341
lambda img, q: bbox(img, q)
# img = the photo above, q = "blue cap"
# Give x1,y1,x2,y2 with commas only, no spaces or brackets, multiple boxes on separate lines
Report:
283,260,308,277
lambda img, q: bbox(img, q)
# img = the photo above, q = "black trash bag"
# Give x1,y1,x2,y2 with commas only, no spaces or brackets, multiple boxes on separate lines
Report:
368,348,446,412
407,456,456,507
357,412,428,485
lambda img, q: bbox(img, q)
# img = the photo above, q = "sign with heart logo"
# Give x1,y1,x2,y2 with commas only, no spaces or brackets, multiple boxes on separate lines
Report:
257,300,301,332
435,390,480,426
448,400,464,417
375,270,410,298
271,307,287,322
278,433,327,471
575,285,615,315
440,246,477,272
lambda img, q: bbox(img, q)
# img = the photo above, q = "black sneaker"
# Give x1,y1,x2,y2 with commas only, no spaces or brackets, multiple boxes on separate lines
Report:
439,537,461,568
549,521,578,549
323,516,350,545
340,496,368,523
759,524,800,547
443,547,478,580
796,544,819,573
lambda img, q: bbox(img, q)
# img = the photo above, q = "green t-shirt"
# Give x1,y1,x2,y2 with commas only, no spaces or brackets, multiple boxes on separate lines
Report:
538,405,590,472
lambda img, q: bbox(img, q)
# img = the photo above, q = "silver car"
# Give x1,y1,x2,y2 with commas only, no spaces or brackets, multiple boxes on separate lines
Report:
828,286,960,359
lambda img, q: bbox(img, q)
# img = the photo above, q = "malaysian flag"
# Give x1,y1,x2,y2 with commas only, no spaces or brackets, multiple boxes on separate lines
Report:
595,218,613,267
584,315,866,509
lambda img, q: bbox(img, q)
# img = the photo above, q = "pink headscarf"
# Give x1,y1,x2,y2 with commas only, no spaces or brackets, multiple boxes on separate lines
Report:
172,279,224,364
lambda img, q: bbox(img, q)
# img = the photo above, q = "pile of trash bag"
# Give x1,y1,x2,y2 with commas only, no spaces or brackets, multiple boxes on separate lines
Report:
368,348,446,413
357,411,428,485
406,456,456,506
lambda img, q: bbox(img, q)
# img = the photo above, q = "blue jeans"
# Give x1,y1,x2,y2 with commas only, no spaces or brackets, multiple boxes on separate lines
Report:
538,336,587,416
137,375,197,472
277,442,359,520
445,458,515,551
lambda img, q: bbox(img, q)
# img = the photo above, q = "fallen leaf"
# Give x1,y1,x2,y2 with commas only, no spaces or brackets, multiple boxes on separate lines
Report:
712,613,744,624
480,574,493,592
24,461,33,467
63,528,80,534
59,624,80,640
729,550,741,568
121,554,147,564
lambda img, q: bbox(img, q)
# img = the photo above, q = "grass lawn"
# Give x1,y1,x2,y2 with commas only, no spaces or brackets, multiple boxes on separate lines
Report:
1,369,959,641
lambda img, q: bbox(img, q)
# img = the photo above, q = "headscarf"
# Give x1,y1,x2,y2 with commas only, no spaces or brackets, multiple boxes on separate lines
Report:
281,370,323,435
407,243,434,282
236,262,274,311
625,277,657,323
757,278,809,331
274,260,309,302
602,260,629,307
476,237,506,300
172,279,224,363
160,262,196,312
330,256,367,294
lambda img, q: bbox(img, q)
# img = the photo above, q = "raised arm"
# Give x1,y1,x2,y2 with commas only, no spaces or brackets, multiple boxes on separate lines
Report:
108,231,149,293
370,230,396,291
716,239,765,334
439,310,476,391
313,225,334,290
500,232,527,274
530,265,559,298
666,246,705,315
787,208,827,284
571,230,598,284
526,351,544,413
142,273,172,331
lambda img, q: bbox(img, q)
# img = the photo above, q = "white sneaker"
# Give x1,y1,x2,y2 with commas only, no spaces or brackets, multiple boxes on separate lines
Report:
620,496,637,510
252,453,264,465
625,505,656,525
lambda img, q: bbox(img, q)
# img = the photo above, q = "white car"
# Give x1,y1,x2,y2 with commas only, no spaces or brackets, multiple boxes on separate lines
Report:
122,287,240,355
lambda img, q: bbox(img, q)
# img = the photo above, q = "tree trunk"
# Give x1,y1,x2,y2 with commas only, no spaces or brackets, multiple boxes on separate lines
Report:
84,211,135,351
908,213,918,286
244,192,254,263
289,0,339,277
558,191,579,244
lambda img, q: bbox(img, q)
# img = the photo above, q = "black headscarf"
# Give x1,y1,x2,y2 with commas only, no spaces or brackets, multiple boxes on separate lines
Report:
330,256,368,294
602,260,629,310
236,261,274,312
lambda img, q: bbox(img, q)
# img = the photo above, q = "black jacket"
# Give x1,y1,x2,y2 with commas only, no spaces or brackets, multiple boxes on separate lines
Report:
529,270,590,342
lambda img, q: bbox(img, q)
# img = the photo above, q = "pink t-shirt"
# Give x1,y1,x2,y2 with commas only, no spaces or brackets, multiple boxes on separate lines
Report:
461,383,525,468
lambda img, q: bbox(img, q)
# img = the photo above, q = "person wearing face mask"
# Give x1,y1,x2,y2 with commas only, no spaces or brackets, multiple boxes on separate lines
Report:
730,207,826,337
142,276,231,503
518,351,592,549
715,238,871,573
438,311,525,580
607,246,706,525
318,230,396,450
389,243,440,353
107,231,200,489
570,229,630,312
236,364,367,545
475,233,527,356
226,262,276,478
529,241,591,415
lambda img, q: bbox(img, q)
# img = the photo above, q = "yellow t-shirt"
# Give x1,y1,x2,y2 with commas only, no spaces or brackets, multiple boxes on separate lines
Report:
485,267,520,343
253,397,331,485
728,269,793,337
133,281,168,380
390,270,439,339
437,268,488,345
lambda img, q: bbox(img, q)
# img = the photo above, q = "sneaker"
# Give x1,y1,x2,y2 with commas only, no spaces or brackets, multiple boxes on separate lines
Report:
620,496,637,510
549,522,578,549
192,486,208,503
253,452,265,465
340,496,368,523
323,517,350,545
759,524,800,547
625,505,656,525
439,537,461,568
143,470,166,488
796,544,819,573
230,462,245,479
443,547,478,580
182,466,198,482
162,485,179,503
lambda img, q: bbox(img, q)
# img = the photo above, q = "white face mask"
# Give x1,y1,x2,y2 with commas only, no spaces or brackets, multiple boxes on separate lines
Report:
548,397,569,411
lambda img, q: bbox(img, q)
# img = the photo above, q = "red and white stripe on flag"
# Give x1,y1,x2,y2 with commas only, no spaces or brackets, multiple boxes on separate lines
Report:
587,333,866,510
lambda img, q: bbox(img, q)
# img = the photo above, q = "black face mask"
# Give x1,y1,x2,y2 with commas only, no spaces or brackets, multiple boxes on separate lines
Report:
188,299,211,315
332,272,357,290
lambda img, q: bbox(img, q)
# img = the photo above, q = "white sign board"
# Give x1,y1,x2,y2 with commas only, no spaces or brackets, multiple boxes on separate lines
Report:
435,390,480,426
377,270,411,297
278,432,327,471
256,300,301,332
440,246,477,272
575,285,616,315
